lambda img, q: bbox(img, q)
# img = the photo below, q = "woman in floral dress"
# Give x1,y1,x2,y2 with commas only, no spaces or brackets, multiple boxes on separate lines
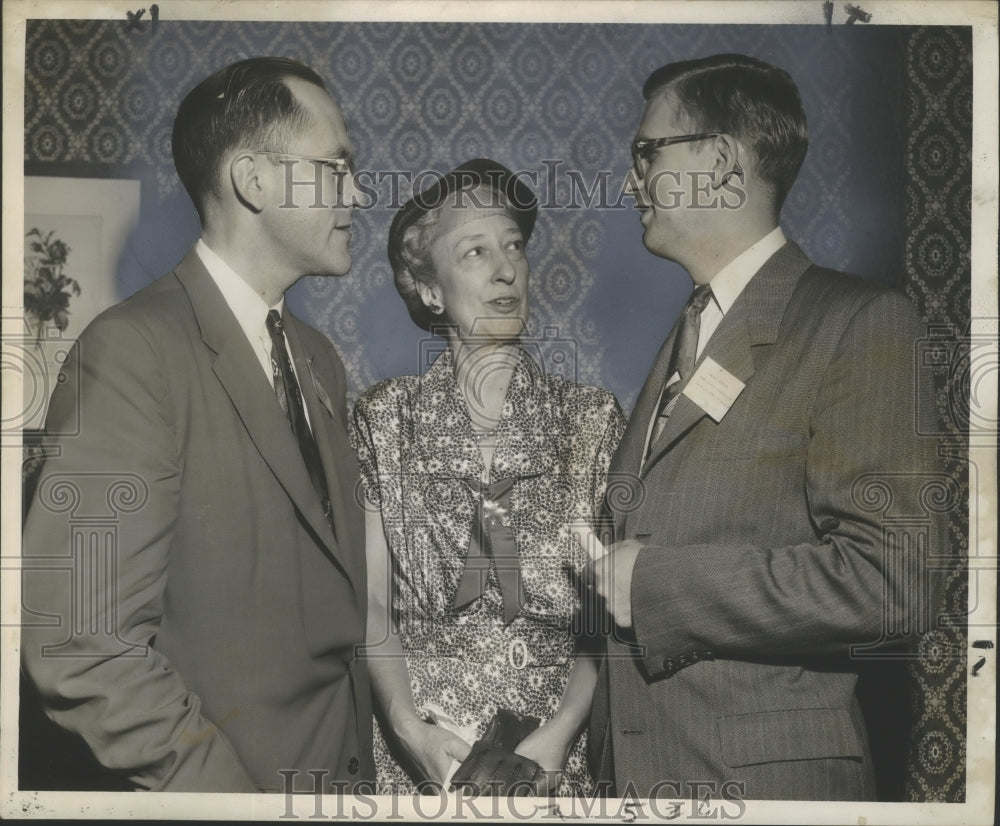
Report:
350,159,624,796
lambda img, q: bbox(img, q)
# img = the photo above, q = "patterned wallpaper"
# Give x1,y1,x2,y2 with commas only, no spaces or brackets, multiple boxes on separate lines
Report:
25,20,910,409
22,19,971,802
901,27,971,804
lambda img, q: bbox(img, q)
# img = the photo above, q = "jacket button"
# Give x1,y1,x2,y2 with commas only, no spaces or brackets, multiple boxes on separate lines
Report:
347,757,359,775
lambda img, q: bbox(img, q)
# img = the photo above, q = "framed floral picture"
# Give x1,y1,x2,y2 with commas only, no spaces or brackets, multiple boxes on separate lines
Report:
21,176,141,430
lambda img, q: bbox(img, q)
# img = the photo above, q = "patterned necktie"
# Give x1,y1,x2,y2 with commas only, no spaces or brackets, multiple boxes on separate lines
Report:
648,284,714,451
266,310,333,524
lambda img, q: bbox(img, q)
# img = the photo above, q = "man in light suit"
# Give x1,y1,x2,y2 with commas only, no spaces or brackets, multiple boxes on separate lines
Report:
21,57,373,792
588,54,946,801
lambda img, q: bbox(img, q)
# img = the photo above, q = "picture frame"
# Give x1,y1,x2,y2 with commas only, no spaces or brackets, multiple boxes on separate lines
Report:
18,175,141,430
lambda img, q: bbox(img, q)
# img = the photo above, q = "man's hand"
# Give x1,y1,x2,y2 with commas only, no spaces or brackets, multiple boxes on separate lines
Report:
588,539,643,629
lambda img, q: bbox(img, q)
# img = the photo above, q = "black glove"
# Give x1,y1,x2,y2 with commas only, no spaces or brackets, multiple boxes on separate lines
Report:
450,709,543,796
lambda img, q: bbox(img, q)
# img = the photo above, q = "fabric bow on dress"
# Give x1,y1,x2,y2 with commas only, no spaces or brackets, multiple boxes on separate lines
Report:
453,475,535,625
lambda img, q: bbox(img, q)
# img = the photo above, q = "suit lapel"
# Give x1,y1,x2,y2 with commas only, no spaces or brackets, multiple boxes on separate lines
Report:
173,252,354,583
284,318,344,544
640,241,813,475
608,325,680,534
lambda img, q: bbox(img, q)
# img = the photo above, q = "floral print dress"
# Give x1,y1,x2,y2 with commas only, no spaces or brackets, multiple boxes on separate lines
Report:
350,347,625,796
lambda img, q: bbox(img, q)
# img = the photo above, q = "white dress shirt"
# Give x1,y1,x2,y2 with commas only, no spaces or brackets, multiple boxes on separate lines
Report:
195,238,311,427
696,226,787,359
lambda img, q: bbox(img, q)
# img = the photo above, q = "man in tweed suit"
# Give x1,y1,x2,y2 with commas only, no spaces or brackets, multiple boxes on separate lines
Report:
588,54,945,801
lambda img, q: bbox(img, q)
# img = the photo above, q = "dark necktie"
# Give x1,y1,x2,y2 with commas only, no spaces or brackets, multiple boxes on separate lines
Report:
647,284,714,451
266,310,333,524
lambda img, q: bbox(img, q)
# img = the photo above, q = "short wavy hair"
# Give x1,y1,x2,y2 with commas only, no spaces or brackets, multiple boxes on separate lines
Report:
393,205,451,332
643,53,809,208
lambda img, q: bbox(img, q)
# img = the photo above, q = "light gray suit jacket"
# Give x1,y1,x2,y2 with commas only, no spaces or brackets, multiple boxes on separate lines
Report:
590,242,947,801
21,250,374,792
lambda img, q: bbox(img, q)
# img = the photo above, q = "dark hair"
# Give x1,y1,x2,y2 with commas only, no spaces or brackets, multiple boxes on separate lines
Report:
171,56,327,221
388,158,538,332
643,53,808,208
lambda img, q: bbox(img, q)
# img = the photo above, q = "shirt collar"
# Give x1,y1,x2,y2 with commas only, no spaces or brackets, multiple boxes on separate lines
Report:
707,226,787,315
195,238,284,338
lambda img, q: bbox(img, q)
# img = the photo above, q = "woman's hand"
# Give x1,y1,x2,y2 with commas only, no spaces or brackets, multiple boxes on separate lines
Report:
397,716,472,786
514,718,574,795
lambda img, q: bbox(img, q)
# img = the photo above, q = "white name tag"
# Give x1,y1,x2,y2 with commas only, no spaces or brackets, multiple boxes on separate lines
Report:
682,356,746,422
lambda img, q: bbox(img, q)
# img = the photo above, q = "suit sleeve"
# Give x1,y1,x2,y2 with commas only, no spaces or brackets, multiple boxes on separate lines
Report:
630,291,948,675
20,315,258,792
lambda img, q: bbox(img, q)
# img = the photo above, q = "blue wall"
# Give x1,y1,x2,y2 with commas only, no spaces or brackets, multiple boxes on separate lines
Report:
25,21,907,410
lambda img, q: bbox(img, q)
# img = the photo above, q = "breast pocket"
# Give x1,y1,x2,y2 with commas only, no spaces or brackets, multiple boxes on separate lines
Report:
689,417,809,462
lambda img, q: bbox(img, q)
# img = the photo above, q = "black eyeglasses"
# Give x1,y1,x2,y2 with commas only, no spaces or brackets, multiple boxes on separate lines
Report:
630,132,721,176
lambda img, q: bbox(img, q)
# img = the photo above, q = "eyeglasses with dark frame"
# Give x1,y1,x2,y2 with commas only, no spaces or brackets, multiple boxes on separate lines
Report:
630,132,721,177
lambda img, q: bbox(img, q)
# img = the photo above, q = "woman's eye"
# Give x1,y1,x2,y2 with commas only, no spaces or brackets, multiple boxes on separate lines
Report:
463,247,484,258
507,239,524,252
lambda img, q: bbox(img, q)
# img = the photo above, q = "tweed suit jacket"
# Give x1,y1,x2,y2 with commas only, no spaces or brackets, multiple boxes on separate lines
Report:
590,241,946,801
21,249,374,792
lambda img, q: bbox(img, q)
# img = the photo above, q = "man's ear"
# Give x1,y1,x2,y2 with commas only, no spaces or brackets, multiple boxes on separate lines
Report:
710,134,744,190
229,150,266,212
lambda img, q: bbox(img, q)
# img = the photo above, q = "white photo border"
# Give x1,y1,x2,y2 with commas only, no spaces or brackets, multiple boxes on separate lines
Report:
2,2,996,823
